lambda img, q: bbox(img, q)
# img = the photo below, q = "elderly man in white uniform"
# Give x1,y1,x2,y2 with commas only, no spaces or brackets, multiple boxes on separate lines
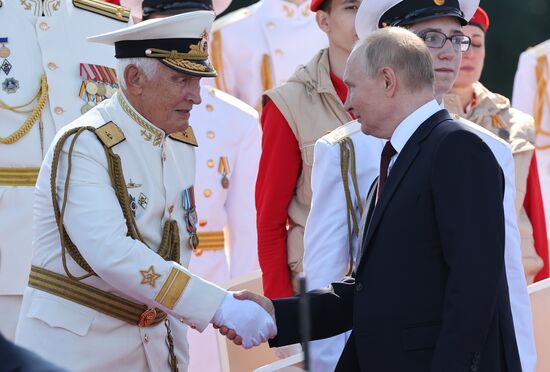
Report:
139,1,262,370
210,0,329,109
14,12,275,371
304,0,537,371
513,39,550,244
0,0,132,341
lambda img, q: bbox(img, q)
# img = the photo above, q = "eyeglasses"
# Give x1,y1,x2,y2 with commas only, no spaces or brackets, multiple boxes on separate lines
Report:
417,31,471,52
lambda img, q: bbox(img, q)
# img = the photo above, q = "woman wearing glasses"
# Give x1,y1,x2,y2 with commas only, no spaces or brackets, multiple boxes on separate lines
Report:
445,7,549,284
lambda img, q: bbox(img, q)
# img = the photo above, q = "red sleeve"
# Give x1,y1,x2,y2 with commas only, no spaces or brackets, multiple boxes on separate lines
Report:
256,100,302,299
523,152,549,282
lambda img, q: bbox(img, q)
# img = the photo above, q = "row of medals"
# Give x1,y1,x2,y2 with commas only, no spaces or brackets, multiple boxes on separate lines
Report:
81,80,117,114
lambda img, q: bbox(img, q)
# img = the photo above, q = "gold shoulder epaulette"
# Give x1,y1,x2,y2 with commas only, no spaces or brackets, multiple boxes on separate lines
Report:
73,0,130,22
207,87,259,118
95,122,125,148
169,126,198,147
212,2,260,32
323,120,362,145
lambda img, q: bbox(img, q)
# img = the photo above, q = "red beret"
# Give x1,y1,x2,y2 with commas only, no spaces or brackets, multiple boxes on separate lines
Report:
469,6,490,32
310,0,325,12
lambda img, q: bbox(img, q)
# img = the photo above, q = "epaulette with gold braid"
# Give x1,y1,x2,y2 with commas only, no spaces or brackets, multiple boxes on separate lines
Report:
323,120,362,145
169,126,198,147
95,122,125,148
73,0,130,22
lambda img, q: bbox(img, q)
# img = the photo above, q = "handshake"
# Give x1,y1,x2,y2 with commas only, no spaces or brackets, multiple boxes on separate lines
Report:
210,290,277,349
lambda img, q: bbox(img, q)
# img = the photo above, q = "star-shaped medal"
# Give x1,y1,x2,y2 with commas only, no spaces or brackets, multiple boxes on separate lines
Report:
140,265,161,287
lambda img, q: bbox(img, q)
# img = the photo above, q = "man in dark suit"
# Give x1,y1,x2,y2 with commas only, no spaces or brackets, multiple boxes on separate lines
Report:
0,333,67,372
221,26,521,372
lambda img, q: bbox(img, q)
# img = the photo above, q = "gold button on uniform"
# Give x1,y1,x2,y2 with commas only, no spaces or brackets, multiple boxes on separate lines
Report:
47,62,57,71
203,189,212,198
54,106,64,115
199,219,207,227
207,131,215,139
275,49,284,57
207,159,215,168
144,334,149,343
205,104,214,112
39,22,49,31
168,205,174,214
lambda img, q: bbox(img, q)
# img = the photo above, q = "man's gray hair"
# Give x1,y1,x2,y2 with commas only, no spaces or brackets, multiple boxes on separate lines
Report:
357,27,435,92
116,58,162,90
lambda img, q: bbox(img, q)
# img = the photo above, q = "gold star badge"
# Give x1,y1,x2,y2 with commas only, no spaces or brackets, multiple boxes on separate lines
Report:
140,265,161,287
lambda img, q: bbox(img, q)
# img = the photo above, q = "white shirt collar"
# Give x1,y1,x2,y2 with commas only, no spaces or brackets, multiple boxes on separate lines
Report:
390,99,441,156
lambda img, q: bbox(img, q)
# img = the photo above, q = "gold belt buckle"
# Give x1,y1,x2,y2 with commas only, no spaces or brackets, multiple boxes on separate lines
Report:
138,308,157,327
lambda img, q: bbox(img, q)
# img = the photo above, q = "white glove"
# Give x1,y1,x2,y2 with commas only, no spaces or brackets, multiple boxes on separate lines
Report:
211,292,277,349
273,343,302,359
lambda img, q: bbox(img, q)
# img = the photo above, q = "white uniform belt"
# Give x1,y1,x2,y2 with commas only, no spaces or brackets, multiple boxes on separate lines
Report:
196,231,224,251
0,167,40,186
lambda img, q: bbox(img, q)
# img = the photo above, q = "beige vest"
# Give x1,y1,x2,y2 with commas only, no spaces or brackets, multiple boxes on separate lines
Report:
445,82,542,283
265,48,352,291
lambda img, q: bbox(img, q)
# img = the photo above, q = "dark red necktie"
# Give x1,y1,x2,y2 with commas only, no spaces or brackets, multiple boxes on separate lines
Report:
377,141,397,200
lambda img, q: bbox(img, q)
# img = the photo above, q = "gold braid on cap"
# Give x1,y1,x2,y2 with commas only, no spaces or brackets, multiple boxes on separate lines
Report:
145,41,209,61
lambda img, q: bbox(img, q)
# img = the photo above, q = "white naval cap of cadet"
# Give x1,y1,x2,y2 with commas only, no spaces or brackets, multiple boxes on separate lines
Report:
355,0,479,39
88,10,217,77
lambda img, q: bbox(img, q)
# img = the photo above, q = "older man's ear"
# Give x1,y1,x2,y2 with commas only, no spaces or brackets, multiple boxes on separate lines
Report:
123,64,145,95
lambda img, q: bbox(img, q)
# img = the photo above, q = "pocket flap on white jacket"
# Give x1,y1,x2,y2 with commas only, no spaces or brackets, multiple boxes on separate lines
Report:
26,292,95,336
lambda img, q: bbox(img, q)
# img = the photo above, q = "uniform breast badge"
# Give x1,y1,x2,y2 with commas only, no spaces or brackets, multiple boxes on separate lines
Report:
218,156,230,189
79,63,119,113
138,192,149,209
129,194,137,217
183,186,201,256
140,265,161,287
0,37,18,94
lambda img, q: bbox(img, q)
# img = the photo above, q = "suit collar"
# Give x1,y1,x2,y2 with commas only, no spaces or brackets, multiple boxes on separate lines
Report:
358,109,452,269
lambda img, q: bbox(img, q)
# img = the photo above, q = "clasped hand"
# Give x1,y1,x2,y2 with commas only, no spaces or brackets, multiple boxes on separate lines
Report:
211,290,276,349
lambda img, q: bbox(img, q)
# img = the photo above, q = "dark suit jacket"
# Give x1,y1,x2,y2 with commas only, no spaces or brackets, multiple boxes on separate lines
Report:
0,333,68,372
270,110,522,372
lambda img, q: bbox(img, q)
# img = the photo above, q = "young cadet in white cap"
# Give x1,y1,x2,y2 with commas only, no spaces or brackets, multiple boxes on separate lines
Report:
209,0,329,109
14,11,275,371
513,39,550,251
141,1,262,371
305,0,536,371
0,0,131,341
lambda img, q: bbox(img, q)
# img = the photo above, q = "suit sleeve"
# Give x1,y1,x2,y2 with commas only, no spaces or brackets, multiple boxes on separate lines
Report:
57,132,226,332
225,113,262,278
269,279,355,347
430,130,506,370
256,100,302,298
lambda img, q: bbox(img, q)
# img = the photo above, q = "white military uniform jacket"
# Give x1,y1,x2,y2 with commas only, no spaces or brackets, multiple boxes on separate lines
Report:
0,0,129,298
305,114,536,372
211,0,328,109
304,121,384,372
513,39,550,236
15,92,226,372
187,85,261,372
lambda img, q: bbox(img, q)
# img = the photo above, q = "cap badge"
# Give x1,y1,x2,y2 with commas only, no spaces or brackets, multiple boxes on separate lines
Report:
433,0,445,6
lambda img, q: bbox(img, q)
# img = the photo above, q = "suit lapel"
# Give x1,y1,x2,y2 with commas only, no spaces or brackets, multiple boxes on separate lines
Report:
358,110,451,269
355,178,378,269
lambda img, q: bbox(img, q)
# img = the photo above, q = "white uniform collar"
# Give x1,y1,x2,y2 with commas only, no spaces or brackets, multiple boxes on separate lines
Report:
390,99,440,155
116,90,166,147
264,0,314,22
16,0,66,17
